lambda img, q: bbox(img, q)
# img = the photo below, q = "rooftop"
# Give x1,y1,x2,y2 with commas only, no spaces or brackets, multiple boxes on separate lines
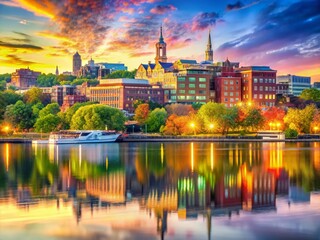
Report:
99,78,149,85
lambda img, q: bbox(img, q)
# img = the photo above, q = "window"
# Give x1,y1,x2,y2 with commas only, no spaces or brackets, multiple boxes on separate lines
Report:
189,83,195,88
199,90,206,94
188,90,195,94
259,86,263,91
177,96,185,100
179,90,185,94
265,95,268,99
178,83,185,88
196,96,206,100
236,92,239,96
189,77,196,82
224,92,228,96
186,95,195,100
224,80,228,85
199,84,206,88
265,86,268,91
199,77,206,82
230,80,234,85
225,98,228,102
254,78,258,83
178,77,185,82
259,78,263,83
171,90,176,94
254,94,257,99
224,86,228,90
259,94,263,99
230,98,234,102
254,86,258,91
230,92,234,96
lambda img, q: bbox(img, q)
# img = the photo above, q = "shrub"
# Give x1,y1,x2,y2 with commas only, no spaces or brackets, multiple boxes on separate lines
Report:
284,128,298,138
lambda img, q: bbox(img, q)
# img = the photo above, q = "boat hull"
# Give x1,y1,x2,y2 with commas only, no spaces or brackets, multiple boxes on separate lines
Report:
48,134,121,144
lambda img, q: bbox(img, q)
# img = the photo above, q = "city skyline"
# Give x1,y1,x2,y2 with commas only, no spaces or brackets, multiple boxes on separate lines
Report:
0,0,319,82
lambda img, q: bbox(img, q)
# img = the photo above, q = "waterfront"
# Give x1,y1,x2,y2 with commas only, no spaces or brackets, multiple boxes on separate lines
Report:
0,142,319,240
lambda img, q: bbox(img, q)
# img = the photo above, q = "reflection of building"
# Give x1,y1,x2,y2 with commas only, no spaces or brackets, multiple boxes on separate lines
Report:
86,171,126,203
289,186,310,203
214,173,242,208
242,166,276,210
11,68,40,89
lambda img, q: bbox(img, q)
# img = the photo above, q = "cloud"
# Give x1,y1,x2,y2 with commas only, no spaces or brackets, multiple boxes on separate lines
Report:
191,12,219,31
19,19,27,24
226,1,244,11
0,0,20,7
0,40,43,50
130,51,154,57
216,0,320,73
4,54,37,65
150,5,176,14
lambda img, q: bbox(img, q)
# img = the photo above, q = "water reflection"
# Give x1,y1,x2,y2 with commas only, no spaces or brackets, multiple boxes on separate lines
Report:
0,142,320,239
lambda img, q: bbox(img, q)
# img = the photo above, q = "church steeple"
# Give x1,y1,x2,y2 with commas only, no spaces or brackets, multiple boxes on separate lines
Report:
55,66,59,75
205,30,213,62
155,25,167,63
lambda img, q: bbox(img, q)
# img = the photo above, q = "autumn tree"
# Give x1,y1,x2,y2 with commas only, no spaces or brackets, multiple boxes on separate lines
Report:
162,114,192,135
145,108,167,132
300,88,320,102
262,107,286,130
134,103,149,125
284,105,316,133
165,103,195,116
23,87,51,105
70,104,125,130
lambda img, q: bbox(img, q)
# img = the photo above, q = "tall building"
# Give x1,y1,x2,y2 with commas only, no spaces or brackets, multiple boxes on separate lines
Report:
155,25,167,63
205,31,213,62
276,74,311,96
237,66,277,107
72,52,82,76
55,66,59,76
10,68,40,89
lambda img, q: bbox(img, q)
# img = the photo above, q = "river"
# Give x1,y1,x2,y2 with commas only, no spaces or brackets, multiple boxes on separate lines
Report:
0,142,319,239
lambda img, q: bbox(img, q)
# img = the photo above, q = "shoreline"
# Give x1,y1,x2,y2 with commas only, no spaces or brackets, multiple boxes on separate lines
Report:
1,136,320,143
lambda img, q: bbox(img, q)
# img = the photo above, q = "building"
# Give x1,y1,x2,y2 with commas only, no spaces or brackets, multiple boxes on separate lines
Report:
155,26,167,63
61,94,86,112
276,74,311,96
10,68,40,89
89,78,164,113
214,59,241,107
72,52,82,76
237,66,277,107
41,85,77,106
205,31,213,62
313,82,320,89
55,66,59,76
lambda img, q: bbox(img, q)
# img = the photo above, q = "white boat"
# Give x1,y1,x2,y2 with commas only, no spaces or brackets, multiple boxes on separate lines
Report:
47,130,121,144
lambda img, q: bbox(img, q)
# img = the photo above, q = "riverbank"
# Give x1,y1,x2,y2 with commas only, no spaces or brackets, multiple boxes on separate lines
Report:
1,134,320,143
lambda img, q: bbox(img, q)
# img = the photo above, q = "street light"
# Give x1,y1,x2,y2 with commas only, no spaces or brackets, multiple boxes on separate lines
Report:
190,122,196,135
314,126,319,134
276,122,281,131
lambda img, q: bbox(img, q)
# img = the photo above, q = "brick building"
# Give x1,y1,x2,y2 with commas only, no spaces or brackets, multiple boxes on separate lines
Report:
11,68,40,89
89,78,164,113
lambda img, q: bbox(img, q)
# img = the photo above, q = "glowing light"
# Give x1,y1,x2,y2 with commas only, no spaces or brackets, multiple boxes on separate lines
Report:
210,143,214,170
191,142,194,172
5,143,9,171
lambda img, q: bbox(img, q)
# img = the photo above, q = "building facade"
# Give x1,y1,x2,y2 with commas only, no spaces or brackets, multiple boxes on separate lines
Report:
155,26,167,63
237,66,277,107
277,74,311,96
10,68,40,89
89,78,164,113
72,52,82,76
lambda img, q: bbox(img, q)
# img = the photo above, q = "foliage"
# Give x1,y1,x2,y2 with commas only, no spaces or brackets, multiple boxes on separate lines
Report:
237,105,264,131
57,74,76,83
0,90,22,120
284,128,298,138
284,104,316,133
262,107,285,130
4,100,35,130
310,110,320,133
71,78,86,86
34,114,62,133
70,104,125,130
162,114,192,135
23,87,51,105
38,103,60,118
0,73,11,82
146,108,168,132
106,69,137,79
32,102,44,119
197,102,226,133
300,88,320,102
36,73,58,87
192,102,204,110
62,102,96,129
134,103,149,125
133,99,162,110
165,103,195,116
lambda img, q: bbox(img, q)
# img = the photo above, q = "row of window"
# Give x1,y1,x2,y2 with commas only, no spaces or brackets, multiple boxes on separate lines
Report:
224,97,240,102
253,94,276,100
253,86,276,91
224,80,239,85
174,95,207,100
178,83,207,88
224,86,240,91
253,78,276,84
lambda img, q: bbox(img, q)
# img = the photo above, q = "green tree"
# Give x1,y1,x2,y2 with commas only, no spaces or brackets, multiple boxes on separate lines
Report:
197,102,227,133
300,88,320,102
62,102,95,129
70,104,125,130
38,103,60,118
0,73,11,82
4,100,34,130
284,105,316,133
106,69,137,79
242,108,264,131
34,114,61,133
57,74,76,83
146,108,168,132
0,90,22,120
23,87,51,105
36,73,58,87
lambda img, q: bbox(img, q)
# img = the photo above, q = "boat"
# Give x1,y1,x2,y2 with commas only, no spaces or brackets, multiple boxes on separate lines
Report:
45,130,121,144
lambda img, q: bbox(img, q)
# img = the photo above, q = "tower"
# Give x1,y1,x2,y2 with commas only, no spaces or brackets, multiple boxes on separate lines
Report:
155,25,167,63
73,52,82,76
205,31,213,62
55,66,59,76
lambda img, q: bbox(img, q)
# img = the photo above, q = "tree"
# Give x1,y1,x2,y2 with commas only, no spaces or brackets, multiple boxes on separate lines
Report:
106,69,137,79
57,74,76,83
165,103,195,116
62,102,96,129
146,108,167,132
310,109,320,133
262,107,285,130
284,105,316,133
0,90,22,120
34,114,61,133
162,114,192,135
70,104,125,131
197,102,227,133
300,88,320,102
38,103,60,118
36,73,58,87
242,108,264,131
23,87,51,105
0,73,11,82
4,100,34,130
134,103,149,125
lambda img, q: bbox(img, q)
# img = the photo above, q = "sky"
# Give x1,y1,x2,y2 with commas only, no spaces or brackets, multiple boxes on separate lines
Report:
0,0,319,81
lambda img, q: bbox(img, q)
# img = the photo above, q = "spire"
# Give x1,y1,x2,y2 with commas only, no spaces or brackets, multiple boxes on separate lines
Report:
159,24,164,43
55,66,59,75
207,30,212,50
205,30,213,62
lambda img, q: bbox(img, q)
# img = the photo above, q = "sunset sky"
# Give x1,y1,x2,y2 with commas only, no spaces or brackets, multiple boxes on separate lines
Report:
0,0,319,81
